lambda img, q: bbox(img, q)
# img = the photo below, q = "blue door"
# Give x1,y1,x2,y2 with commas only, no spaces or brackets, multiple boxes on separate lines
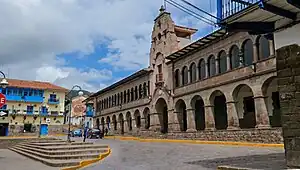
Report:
40,124,48,136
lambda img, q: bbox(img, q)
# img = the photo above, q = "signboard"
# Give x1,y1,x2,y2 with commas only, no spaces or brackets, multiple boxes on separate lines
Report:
0,93,6,109
0,110,8,117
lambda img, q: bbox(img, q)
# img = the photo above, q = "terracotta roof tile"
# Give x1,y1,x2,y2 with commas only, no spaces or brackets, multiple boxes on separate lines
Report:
6,79,68,92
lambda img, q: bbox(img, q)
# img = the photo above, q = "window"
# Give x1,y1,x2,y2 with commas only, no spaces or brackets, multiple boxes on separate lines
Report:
1,89,6,95
7,89,12,95
230,45,240,69
39,90,43,97
218,51,227,74
27,106,34,114
190,63,197,83
182,66,188,85
50,94,57,101
174,69,180,87
258,36,270,60
18,89,23,96
199,59,206,80
135,86,138,100
139,85,143,99
29,90,33,96
208,55,216,77
242,39,254,66
41,106,47,115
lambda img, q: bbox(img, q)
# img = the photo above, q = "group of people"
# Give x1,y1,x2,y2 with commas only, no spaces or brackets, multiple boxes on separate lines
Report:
82,127,109,142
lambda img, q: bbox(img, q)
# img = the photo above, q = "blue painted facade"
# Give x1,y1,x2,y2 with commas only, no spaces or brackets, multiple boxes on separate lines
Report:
0,87,44,103
217,0,260,20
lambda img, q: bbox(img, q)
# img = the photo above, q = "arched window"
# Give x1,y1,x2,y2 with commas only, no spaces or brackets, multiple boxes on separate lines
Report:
242,39,254,66
139,85,142,99
114,94,117,106
189,63,197,83
120,92,123,104
109,97,112,108
257,35,270,60
198,59,206,80
124,90,127,103
127,89,130,102
208,55,216,77
143,83,147,97
130,88,134,101
174,69,180,87
117,94,120,106
218,51,227,74
230,45,240,69
135,86,138,100
182,66,188,85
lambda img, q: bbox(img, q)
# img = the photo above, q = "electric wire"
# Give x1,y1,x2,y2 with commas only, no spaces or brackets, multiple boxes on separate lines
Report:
180,0,220,20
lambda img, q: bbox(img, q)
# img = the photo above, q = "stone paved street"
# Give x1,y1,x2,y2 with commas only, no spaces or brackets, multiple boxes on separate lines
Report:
0,149,57,170
83,139,286,170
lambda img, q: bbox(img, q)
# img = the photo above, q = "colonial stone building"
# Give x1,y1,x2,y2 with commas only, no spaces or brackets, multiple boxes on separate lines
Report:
89,6,283,143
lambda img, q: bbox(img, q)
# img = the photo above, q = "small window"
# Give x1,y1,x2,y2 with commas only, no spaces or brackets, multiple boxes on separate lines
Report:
158,33,162,40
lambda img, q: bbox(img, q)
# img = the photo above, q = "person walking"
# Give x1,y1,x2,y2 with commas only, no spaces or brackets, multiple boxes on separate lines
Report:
83,127,88,142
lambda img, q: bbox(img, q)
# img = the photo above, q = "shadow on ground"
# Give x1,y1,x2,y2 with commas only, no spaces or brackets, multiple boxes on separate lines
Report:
185,153,286,170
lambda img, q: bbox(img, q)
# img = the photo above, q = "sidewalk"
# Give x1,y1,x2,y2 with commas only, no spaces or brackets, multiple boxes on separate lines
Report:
0,149,58,170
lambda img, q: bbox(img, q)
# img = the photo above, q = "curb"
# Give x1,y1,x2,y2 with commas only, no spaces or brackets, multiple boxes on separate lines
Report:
104,136,284,148
61,147,111,170
217,165,250,170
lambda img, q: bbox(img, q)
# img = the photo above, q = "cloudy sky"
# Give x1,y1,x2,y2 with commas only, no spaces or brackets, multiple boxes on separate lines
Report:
0,0,217,92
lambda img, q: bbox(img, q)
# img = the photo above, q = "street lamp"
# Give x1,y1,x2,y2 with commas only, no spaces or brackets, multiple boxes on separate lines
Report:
67,85,83,142
0,71,8,88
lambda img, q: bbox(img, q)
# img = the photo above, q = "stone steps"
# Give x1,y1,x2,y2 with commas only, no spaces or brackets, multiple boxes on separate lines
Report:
9,140,109,167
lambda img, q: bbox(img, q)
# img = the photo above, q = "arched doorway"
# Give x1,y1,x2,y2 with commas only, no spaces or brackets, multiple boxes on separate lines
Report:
100,117,105,131
126,112,132,131
96,118,100,129
134,110,141,128
112,115,117,131
262,77,281,127
175,99,187,132
106,116,111,130
118,113,124,134
155,98,168,133
233,84,256,129
191,95,205,130
143,107,150,129
210,90,227,130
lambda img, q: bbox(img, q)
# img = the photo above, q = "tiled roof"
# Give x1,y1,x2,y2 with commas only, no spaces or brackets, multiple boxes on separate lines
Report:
6,79,68,92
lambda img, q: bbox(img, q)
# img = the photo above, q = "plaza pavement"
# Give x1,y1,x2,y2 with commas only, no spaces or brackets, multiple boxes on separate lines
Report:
82,138,286,170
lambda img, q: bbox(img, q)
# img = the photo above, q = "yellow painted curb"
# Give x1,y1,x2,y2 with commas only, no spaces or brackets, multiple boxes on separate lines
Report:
61,147,111,170
105,136,284,148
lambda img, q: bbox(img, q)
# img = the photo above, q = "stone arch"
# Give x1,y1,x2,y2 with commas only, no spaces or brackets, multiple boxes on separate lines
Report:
126,111,132,131
155,98,168,133
209,90,227,130
232,84,256,129
189,62,197,83
134,110,141,128
208,55,216,77
256,35,270,60
229,45,240,69
198,59,206,80
175,99,187,132
100,117,105,131
190,95,205,130
242,39,254,66
218,50,227,74
262,76,281,127
118,113,124,134
174,69,180,87
96,118,100,129
182,66,188,85
112,115,117,131
143,107,150,129
106,116,111,129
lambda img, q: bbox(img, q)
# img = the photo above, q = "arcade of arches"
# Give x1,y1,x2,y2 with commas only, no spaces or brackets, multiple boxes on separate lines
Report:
96,76,281,135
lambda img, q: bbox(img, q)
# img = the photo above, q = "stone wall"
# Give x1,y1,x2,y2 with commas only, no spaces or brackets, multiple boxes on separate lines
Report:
277,44,300,168
115,128,283,144
8,124,64,136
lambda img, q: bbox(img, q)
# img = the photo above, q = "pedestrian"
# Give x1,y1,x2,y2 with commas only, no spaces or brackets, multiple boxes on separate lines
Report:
105,127,108,136
83,126,88,142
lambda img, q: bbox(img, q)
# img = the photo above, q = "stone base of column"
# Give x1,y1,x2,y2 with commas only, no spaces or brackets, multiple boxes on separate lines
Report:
227,126,240,130
205,127,216,131
149,125,161,132
186,128,197,133
255,124,271,129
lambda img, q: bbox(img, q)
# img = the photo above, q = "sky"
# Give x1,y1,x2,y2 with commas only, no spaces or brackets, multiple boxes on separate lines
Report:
0,0,217,92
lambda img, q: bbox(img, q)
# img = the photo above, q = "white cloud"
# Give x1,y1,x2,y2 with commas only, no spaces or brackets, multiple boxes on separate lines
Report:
0,0,215,92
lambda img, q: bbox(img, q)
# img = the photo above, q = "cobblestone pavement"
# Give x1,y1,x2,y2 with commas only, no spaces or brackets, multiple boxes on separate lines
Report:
82,139,286,170
0,149,58,170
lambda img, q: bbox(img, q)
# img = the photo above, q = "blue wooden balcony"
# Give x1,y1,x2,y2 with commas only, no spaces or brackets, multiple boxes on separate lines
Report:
86,110,94,117
217,0,260,20
6,95,44,103
48,98,60,104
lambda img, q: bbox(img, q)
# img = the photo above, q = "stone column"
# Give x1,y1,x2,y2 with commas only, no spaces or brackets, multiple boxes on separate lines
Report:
253,43,258,62
204,105,215,131
186,108,197,132
149,113,161,132
169,110,181,132
123,121,129,133
226,101,240,130
205,62,209,78
254,96,270,129
215,58,220,74
269,40,275,56
277,44,300,168
226,54,231,71
140,117,146,130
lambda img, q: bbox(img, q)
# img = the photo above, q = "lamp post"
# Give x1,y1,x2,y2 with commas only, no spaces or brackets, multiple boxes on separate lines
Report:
0,71,8,89
67,85,83,142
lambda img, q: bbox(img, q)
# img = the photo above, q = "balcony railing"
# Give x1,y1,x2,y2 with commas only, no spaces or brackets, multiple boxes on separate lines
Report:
217,0,260,20
5,95,44,103
48,98,60,104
